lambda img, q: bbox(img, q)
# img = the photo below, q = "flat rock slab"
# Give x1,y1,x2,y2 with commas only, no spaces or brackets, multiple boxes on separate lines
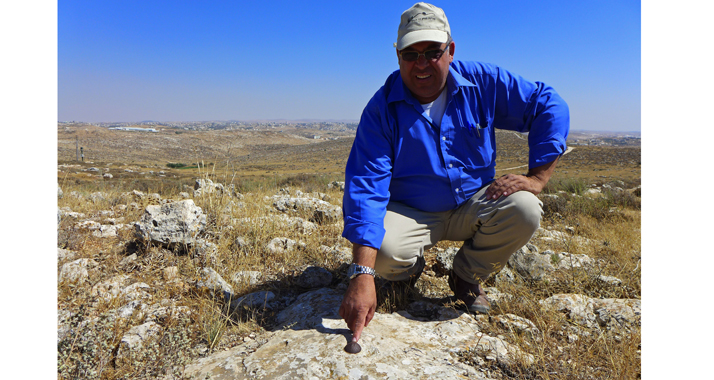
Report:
183,288,519,379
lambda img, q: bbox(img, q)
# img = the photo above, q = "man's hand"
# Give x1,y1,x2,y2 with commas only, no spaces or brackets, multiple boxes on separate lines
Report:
485,173,546,200
485,157,559,200
338,274,376,342
339,243,378,342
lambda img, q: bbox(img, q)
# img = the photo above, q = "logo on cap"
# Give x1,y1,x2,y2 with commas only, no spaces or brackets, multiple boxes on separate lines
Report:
408,11,436,25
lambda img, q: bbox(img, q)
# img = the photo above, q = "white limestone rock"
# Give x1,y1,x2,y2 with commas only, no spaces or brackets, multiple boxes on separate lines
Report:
116,321,162,365
58,258,98,283
272,195,342,225
265,237,305,254
540,294,641,332
185,288,528,380
508,245,556,281
231,271,263,287
196,267,234,300
134,199,206,247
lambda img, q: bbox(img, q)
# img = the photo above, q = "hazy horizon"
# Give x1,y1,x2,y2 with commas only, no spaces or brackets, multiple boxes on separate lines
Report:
59,1,641,132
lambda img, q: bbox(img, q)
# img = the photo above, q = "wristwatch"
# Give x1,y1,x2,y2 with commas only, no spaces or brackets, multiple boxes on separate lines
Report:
347,263,375,280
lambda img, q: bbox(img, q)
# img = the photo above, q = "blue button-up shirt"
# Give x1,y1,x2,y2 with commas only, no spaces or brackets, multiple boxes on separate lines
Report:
342,60,570,249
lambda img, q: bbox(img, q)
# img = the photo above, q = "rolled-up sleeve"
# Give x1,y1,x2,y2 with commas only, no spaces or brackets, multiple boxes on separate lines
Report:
342,94,394,249
491,65,570,168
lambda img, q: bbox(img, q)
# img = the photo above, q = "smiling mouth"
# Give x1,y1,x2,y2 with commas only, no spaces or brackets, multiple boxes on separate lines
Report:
416,74,431,79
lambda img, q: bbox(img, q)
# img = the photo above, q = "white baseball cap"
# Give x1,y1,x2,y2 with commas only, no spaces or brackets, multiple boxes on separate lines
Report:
395,3,451,50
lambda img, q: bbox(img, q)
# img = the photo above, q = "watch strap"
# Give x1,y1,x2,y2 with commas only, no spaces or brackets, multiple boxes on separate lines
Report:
348,263,375,279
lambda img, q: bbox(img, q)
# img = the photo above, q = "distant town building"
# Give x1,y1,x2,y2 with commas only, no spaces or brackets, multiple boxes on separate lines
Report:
108,127,158,132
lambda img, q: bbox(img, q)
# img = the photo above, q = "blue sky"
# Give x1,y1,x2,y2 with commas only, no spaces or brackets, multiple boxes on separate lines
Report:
58,0,641,132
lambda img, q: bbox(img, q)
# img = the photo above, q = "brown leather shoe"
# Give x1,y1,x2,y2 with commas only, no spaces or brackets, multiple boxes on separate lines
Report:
448,270,490,314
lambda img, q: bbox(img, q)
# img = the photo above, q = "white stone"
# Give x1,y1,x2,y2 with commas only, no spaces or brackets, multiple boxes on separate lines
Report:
116,321,162,365
134,199,206,246
197,267,234,299
231,271,262,287
58,258,98,283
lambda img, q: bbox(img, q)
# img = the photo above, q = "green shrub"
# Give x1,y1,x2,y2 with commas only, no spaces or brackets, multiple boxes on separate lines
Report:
543,178,588,195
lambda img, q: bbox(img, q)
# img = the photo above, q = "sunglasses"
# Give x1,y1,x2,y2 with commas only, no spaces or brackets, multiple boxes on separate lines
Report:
399,42,451,62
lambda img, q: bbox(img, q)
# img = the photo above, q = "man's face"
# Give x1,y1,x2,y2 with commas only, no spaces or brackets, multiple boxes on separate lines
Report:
398,40,455,104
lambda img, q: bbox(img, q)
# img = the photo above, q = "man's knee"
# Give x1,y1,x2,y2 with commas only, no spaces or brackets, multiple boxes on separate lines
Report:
509,191,543,231
489,191,542,242
374,242,425,282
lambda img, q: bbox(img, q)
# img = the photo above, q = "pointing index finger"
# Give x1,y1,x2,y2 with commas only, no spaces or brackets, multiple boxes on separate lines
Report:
350,313,365,342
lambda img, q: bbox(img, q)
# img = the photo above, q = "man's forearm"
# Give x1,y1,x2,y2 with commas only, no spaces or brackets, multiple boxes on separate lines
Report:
352,243,378,268
526,156,560,191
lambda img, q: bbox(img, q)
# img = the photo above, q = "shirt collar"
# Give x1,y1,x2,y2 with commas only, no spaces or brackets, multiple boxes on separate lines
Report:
387,64,477,105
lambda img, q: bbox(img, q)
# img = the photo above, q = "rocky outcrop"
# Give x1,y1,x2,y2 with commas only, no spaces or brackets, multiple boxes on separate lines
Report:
184,288,530,380
58,258,98,283
506,243,612,283
327,181,345,191
134,199,206,248
540,294,641,333
193,178,243,199
271,189,342,225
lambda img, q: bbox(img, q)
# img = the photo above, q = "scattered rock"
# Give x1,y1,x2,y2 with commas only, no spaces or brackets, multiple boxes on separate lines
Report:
296,266,333,288
552,252,597,270
194,178,242,198
265,237,305,254
57,248,77,263
492,313,541,340
272,194,342,225
508,245,555,281
494,266,516,285
119,253,139,271
196,267,234,301
540,294,641,332
59,258,98,283
231,270,262,287
319,245,352,263
134,199,206,248
163,266,179,281
116,321,162,365
433,247,459,276
596,274,623,286
536,227,594,246
327,181,345,191
230,291,275,310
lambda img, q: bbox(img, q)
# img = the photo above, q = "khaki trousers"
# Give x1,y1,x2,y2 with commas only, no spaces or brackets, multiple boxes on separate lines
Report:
375,186,543,285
